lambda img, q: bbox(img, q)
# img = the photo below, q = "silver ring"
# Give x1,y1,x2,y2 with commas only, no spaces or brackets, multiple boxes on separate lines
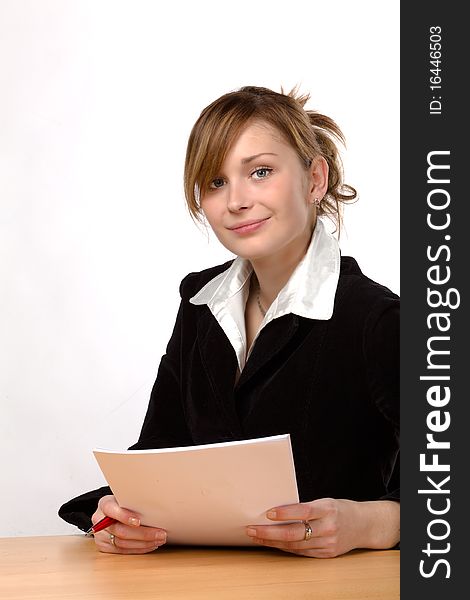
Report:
109,533,116,546
303,520,313,542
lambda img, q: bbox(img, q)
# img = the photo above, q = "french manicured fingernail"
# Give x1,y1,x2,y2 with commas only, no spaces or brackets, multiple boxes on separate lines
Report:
246,527,257,537
266,510,277,519
128,517,140,526
155,531,167,543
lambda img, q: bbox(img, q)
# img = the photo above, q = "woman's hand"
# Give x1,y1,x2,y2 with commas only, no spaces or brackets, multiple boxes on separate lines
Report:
245,498,400,558
91,495,167,554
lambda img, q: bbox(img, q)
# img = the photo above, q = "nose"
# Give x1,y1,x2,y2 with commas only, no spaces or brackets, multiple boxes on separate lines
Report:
226,180,253,212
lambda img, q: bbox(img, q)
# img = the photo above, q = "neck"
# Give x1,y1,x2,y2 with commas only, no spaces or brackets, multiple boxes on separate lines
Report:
251,223,315,309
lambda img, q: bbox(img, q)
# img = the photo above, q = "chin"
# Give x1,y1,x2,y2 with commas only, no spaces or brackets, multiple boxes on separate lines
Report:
217,232,283,261
231,244,277,261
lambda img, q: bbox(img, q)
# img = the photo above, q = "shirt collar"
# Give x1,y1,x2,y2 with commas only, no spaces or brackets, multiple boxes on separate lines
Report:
189,217,340,321
189,218,340,371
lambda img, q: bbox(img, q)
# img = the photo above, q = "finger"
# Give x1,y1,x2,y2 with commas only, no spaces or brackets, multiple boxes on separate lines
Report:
247,519,331,542
270,545,339,559
94,530,162,553
105,547,158,555
250,535,329,551
97,495,141,527
94,535,158,555
246,522,308,543
107,522,167,545
105,534,162,551
266,498,336,522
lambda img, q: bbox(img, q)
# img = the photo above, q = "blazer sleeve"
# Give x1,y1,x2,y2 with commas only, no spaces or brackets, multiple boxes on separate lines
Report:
363,297,400,503
58,295,193,531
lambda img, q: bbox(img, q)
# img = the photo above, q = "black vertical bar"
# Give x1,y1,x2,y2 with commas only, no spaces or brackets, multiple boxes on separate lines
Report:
401,2,466,598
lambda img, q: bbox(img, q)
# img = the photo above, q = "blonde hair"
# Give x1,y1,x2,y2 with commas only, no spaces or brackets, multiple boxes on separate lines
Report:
184,85,357,233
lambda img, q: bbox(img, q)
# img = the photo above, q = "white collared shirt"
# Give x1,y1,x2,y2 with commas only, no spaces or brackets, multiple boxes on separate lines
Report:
189,218,341,372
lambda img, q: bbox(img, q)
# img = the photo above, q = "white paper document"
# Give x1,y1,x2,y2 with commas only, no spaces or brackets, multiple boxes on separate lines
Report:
93,434,299,546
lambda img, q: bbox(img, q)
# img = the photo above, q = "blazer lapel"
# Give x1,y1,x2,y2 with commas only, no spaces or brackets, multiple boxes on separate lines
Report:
236,314,299,389
196,308,243,437
196,310,302,433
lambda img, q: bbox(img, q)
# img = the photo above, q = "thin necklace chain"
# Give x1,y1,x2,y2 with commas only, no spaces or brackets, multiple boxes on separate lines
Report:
256,281,267,317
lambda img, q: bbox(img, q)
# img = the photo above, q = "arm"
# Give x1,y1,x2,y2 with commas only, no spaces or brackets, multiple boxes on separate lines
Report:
364,300,400,502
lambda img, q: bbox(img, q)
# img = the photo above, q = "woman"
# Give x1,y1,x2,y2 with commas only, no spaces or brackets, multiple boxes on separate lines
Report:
59,86,400,558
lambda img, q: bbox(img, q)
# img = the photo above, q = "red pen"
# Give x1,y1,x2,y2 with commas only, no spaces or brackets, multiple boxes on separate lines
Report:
85,515,117,536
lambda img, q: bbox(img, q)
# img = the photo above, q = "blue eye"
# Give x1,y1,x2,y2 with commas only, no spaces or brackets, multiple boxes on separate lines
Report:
209,177,225,189
252,167,273,180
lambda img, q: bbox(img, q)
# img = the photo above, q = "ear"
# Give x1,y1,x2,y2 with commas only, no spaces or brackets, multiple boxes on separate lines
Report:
306,156,329,202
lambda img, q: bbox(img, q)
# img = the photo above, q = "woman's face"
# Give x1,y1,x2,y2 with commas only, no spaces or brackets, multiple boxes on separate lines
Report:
200,120,326,263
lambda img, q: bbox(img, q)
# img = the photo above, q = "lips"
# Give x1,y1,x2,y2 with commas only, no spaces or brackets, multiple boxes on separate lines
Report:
227,217,270,230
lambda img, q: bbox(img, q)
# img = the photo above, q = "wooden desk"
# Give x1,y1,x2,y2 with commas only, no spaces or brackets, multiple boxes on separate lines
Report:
0,535,399,599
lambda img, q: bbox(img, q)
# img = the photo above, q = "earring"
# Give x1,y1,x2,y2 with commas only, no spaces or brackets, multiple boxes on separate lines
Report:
313,197,321,207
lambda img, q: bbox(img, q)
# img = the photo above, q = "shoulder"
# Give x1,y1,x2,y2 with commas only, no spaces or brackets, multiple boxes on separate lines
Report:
177,259,235,301
338,256,399,303
336,256,399,327
335,258,399,371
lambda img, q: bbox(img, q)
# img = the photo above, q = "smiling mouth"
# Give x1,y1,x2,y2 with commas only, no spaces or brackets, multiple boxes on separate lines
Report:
228,218,270,231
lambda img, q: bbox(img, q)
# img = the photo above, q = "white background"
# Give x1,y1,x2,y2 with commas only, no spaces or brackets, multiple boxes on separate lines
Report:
0,0,399,536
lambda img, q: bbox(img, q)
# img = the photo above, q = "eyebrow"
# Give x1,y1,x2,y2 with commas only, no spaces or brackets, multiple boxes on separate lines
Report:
241,152,278,165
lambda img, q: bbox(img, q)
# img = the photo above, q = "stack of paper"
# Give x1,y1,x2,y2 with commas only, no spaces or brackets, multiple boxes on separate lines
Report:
93,434,299,546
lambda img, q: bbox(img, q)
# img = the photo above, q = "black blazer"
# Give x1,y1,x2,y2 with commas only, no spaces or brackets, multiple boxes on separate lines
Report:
59,256,399,532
